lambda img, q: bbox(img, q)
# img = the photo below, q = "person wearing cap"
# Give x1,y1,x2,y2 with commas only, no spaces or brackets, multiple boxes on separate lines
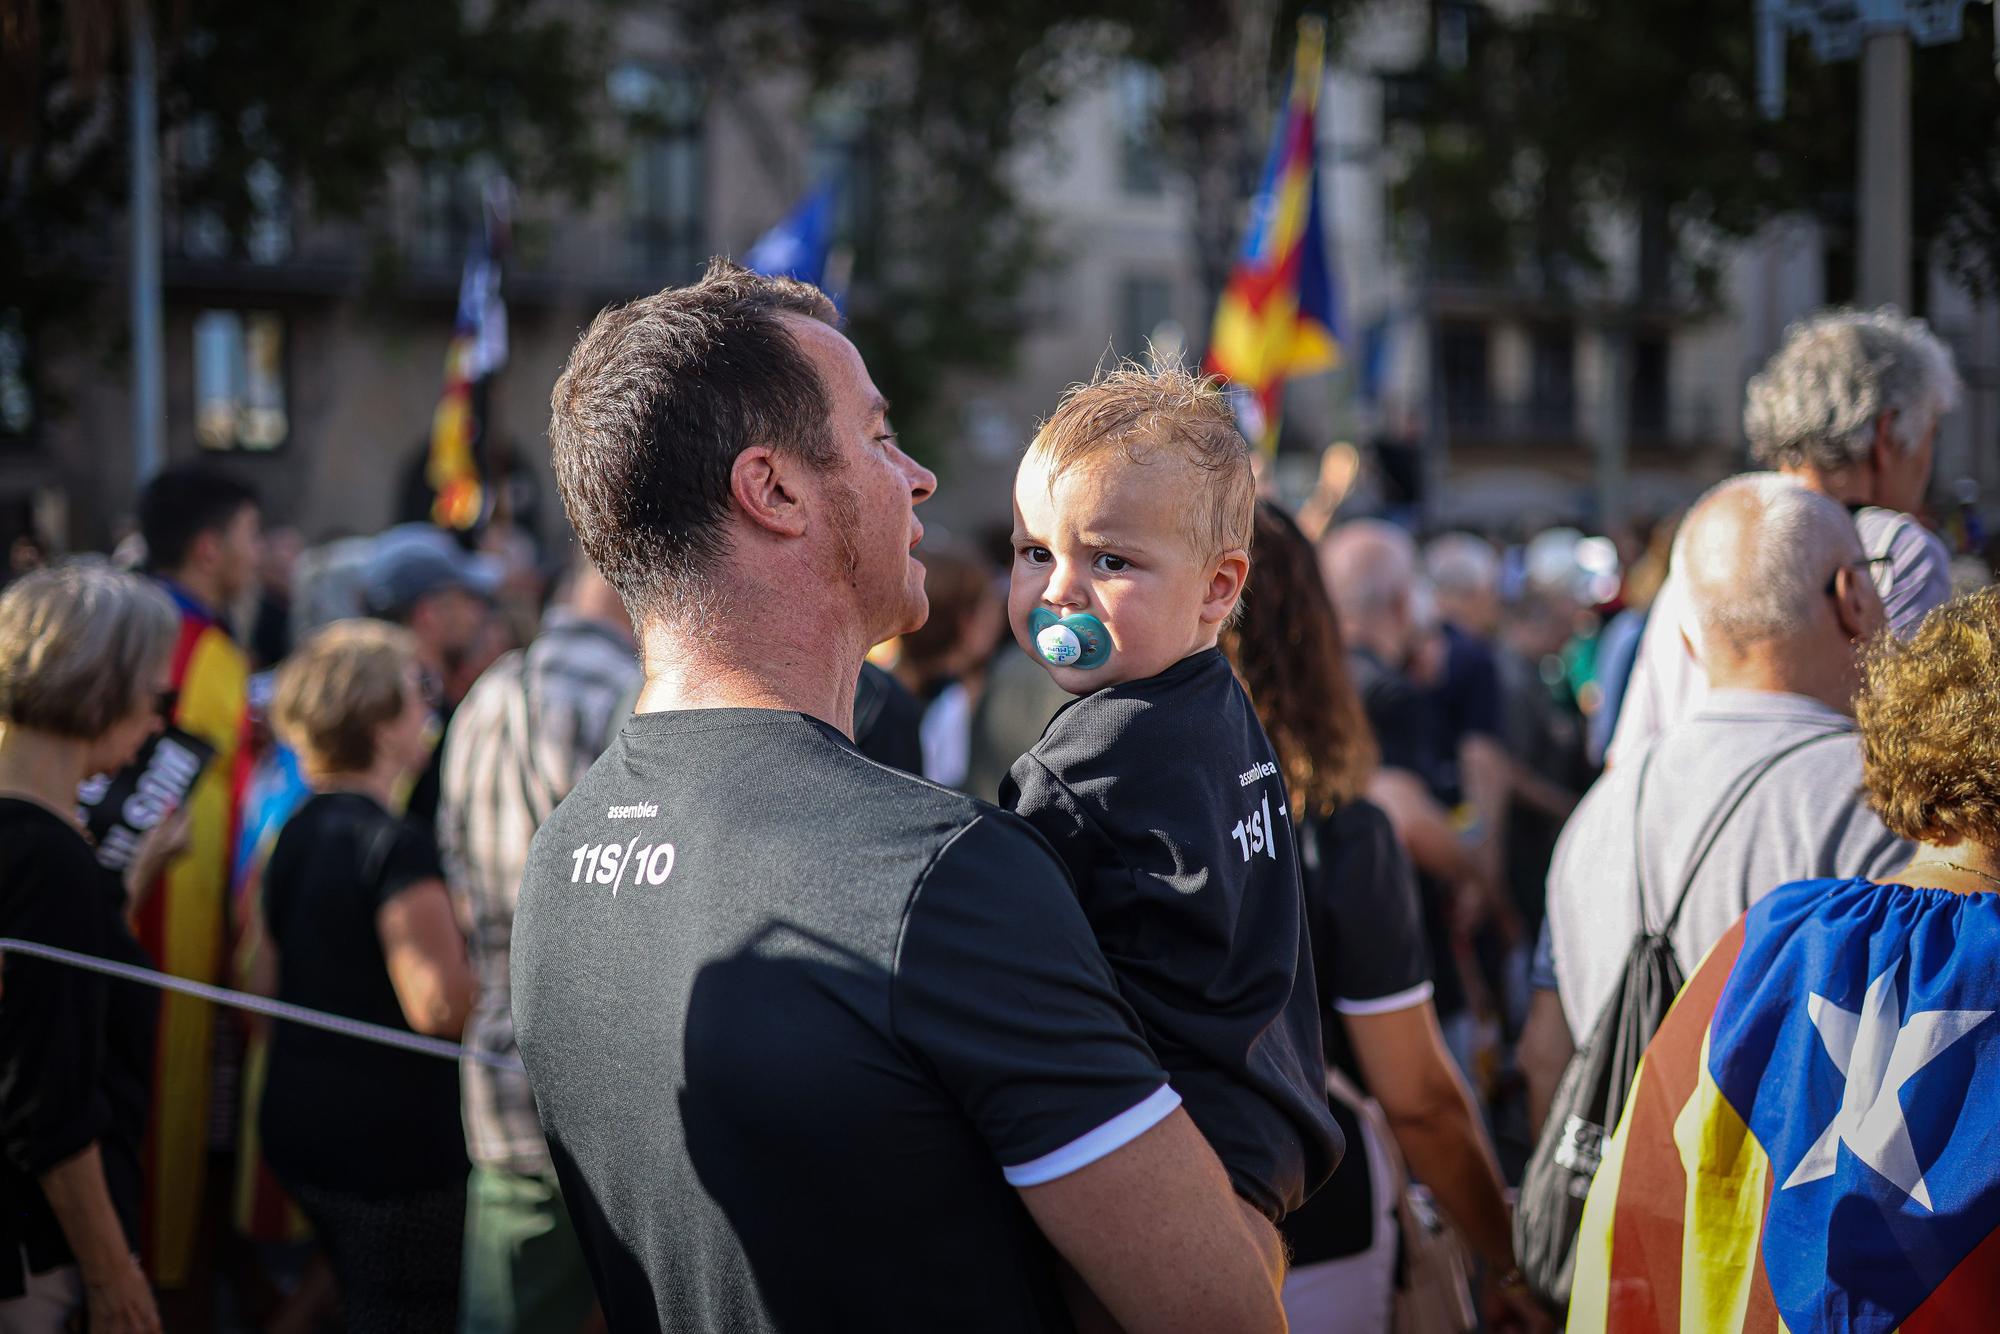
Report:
362,524,501,837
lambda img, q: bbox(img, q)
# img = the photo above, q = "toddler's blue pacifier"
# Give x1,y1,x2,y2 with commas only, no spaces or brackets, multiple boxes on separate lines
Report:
1028,608,1112,670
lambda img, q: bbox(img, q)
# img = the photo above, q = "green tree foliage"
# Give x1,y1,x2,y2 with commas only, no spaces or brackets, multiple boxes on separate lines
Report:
678,0,1350,452
1398,0,2000,303
0,0,610,322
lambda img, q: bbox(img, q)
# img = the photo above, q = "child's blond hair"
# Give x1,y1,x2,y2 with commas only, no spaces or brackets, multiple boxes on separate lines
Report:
1026,363,1256,559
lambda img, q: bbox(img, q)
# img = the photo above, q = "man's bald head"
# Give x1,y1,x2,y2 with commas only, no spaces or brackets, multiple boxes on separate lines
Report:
1321,520,1417,622
1678,473,1863,658
1320,520,1420,661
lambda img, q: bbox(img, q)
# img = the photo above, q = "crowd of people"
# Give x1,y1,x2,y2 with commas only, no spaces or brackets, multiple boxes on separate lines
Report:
0,264,1995,1334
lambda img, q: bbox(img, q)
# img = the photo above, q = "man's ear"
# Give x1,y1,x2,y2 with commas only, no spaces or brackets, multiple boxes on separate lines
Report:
185,527,221,574
1868,410,1900,482
729,445,808,539
1832,565,1876,642
1199,548,1251,626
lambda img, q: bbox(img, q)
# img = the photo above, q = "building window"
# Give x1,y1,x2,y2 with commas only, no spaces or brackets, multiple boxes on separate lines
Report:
194,311,288,451
1630,335,1668,441
172,113,292,264
1528,323,1574,434
1439,321,1490,432
1117,63,1166,197
1117,275,1177,362
611,64,706,283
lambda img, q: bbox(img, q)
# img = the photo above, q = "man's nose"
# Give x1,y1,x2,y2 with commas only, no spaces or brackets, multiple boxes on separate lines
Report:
899,445,937,505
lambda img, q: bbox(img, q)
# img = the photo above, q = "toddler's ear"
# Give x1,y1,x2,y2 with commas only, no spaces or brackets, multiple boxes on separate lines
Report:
1200,549,1251,626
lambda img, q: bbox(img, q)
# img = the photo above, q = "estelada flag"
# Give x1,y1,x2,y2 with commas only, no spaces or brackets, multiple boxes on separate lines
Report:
129,580,252,1287
1203,16,1341,453
1569,877,2000,1333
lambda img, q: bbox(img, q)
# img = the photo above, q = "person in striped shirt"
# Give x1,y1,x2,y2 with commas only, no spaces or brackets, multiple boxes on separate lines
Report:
438,560,639,1333
1605,308,1960,770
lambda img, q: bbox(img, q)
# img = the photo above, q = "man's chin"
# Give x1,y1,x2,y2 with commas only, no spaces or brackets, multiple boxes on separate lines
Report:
894,587,931,639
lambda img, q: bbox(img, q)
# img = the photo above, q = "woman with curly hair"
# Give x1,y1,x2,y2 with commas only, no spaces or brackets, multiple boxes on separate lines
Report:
1567,586,2000,1331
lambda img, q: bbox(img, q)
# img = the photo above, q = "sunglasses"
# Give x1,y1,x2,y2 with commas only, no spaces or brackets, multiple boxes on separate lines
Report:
1823,553,1894,598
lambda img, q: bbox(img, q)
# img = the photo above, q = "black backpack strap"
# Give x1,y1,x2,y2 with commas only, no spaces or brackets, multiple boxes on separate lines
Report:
1659,728,1850,935
1629,744,1664,933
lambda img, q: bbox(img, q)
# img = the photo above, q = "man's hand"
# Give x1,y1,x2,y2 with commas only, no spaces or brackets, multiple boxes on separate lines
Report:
1018,1107,1287,1334
1481,1266,1554,1333
83,1252,162,1334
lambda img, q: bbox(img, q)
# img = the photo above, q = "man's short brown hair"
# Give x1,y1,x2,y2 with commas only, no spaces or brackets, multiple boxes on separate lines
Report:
1026,363,1256,559
549,258,842,626
273,619,417,776
1856,588,2000,849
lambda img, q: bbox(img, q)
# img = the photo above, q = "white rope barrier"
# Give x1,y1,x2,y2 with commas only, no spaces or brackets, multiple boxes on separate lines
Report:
0,937,525,1073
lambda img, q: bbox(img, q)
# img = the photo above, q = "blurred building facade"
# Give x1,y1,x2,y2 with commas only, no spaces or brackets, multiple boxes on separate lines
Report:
4,0,1994,555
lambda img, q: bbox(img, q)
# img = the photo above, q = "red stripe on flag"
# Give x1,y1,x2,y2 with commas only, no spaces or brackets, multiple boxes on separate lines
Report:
167,610,205,685
1899,1221,2000,1332
133,605,211,1256
1606,917,1750,1330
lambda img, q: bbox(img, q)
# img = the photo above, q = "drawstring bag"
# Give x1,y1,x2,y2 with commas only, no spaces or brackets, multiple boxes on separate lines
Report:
1512,729,1845,1312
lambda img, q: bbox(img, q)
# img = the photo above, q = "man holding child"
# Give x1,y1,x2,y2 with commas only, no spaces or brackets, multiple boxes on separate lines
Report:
512,261,1315,1332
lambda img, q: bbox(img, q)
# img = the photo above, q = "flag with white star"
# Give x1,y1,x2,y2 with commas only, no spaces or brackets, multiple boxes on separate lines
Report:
1567,876,2000,1333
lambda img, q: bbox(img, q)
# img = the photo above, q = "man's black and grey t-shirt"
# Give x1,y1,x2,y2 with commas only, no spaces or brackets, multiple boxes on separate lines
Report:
1000,648,1343,1220
512,708,1179,1334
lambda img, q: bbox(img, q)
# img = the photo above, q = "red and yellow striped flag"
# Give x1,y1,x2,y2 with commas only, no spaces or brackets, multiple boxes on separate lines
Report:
1203,17,1342,453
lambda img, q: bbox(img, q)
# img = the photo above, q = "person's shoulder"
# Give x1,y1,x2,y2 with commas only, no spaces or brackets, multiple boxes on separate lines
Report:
0,800,101,879
897,809,1083,969
1323,796,1399,855
442,652,522,749
919,806,1066,887
1546,759,1637,886
1306,797,1409,894
1855,504,1946,553
1446,623,1500,672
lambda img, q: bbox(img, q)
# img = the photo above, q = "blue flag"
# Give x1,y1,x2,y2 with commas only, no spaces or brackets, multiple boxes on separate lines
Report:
745,181,837,290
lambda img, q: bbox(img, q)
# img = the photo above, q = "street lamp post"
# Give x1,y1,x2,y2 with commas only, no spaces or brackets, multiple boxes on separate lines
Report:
1756,0,1994,309
126,0,165,485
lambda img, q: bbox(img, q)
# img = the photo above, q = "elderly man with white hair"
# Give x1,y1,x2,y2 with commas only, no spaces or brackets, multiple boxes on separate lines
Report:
1534,474,1912,1049
1605,308,1961,767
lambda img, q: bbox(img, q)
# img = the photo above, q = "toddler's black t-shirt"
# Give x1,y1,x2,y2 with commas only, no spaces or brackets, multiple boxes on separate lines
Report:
1002,648,1344,1218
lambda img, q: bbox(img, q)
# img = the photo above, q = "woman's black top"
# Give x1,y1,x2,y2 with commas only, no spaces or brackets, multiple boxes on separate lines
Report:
1279,796,1434,1266
0,799,157,1298
259,792,467,1197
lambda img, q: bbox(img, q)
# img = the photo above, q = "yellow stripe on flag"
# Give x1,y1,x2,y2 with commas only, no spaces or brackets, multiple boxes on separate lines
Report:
149,627,246,1285
1672,1027,1770,1333
1567,1055,1647,1334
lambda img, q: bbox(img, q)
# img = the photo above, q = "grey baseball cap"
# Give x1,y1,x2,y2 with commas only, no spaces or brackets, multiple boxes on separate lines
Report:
362,523,503,616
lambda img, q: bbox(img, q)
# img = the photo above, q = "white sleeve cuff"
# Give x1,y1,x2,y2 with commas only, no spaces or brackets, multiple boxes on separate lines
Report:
1332,980,1434,1017
1001,1084,1182,1188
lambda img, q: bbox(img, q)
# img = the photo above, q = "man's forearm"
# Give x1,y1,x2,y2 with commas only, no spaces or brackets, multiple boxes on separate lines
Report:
1020,1108,1287,1334
39,1143,136,1281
